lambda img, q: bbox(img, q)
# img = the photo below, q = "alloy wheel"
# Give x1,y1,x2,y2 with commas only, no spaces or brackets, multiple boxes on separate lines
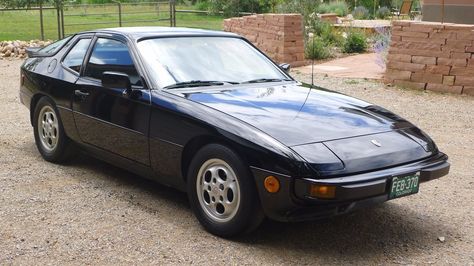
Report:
37,105,59,152
196,158,241,223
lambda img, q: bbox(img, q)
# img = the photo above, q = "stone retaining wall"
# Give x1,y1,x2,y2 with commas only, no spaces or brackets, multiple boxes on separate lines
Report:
386,21,474,96
223,14,306,67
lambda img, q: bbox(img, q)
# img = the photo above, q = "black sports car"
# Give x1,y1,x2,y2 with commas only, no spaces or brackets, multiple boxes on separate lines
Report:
19,27,450,237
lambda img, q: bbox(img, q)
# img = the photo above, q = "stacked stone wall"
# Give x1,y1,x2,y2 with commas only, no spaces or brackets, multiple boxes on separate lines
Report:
386,21,474,95
224,14,306,67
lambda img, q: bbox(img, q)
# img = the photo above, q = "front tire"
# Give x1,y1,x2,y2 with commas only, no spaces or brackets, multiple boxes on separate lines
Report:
33,97,75,163
187,144,264,237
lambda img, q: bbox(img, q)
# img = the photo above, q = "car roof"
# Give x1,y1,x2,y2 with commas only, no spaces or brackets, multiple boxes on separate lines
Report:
80,26,240,40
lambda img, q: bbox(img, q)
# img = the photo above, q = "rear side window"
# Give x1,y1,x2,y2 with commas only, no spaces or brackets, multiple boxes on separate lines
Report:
84,38,141,86
38,36,72,55
63,38,92,73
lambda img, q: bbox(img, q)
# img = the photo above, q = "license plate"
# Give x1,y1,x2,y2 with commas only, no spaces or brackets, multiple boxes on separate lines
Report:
389,172,420,199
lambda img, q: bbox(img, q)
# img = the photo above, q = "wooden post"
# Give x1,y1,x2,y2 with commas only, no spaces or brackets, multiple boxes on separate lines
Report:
39,0,44,41
441,0,445,23
60,6,64,38
373,0,376,18
169,0,176,27
173,1,176,26
169,0,173,27
56,6,61,39
118,2,122,27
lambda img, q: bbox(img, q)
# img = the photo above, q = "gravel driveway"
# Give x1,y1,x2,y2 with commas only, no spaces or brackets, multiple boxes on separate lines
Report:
1,58,473,265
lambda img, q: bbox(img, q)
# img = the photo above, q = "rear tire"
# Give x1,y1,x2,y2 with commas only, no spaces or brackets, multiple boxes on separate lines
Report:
187,144,264,237
33,97,76,163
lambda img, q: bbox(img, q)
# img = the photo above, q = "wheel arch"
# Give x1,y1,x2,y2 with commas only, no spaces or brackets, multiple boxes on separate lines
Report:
180,134,249,184
29,93,48,126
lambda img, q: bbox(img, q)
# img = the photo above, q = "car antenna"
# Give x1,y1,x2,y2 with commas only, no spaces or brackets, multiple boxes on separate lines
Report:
311,34,315,87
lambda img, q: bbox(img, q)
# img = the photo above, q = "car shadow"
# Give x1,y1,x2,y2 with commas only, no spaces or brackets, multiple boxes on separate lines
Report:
70,151,191,209
23,142,451,261
233,204,448,260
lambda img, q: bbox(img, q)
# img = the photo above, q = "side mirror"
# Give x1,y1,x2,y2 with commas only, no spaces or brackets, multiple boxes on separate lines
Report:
279,63,291,73
102,71,131,90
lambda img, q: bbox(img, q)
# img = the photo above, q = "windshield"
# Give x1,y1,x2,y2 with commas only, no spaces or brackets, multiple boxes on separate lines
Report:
137,37,290,89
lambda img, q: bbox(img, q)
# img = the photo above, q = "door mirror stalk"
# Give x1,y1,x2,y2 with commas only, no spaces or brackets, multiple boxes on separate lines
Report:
279,63,291,73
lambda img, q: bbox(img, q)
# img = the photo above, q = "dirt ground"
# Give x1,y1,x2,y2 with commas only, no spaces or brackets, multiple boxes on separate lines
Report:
295,53,385,80
1,58,473,265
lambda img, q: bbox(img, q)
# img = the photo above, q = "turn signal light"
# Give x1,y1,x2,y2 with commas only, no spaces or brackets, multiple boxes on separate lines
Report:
264,176,280,193
310,184,336,199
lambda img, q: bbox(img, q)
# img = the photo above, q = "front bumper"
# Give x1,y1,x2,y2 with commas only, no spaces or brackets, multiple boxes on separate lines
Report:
251,153,449,222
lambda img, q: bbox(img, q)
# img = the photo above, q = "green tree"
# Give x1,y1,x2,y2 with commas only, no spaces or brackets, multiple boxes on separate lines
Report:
0,0,62,8
207,0,273,17
0,0,35,8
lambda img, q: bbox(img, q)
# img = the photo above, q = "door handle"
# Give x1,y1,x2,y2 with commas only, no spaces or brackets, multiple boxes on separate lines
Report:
74,90,89,99
122,88,132,97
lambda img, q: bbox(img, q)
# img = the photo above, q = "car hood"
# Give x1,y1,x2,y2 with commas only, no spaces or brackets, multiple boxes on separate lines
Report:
175,82,414,147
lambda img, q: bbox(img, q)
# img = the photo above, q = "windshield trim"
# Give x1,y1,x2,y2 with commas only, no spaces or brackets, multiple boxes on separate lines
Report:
135,35,294,90
163,79,298,93
136,33,240,43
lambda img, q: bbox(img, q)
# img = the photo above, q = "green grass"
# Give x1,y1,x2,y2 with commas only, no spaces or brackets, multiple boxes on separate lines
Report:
0,4,224,41
345,79,360,85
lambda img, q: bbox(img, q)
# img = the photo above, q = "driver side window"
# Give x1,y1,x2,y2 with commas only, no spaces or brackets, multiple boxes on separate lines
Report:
84,38,142,86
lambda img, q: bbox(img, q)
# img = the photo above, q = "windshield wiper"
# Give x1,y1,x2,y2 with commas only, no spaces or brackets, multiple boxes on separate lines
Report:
242,78,290,84
163,80,238,90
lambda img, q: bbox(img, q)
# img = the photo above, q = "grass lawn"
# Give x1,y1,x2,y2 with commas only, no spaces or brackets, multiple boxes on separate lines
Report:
0,4,224,41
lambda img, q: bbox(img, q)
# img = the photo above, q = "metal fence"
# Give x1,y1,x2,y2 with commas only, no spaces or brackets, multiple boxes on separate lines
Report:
60,1,174,38
0,0,251,41
0,5,58,40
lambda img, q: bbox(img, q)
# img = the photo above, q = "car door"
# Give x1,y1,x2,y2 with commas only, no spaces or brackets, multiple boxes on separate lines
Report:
72,36,151,166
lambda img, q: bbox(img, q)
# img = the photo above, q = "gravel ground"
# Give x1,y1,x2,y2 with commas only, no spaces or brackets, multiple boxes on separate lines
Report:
1,58,473,265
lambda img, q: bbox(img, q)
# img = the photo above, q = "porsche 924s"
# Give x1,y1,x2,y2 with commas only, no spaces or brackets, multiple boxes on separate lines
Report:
19,27,450,237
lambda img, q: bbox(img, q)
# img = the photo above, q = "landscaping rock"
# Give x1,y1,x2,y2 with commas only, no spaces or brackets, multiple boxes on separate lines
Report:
0,39,52,59
7,44,14,50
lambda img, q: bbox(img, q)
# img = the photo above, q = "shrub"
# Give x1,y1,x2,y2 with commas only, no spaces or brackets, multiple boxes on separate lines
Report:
305,36,332,60
317,1,349,17
195,0,210,11
276,0,320,26
347,0,392,12
376,6,391,19
316,3,330,14
352,5,370,19
207,0,271,17
308,19,344,46
373,26,392,69
343,30,367,53
392,0,419,9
